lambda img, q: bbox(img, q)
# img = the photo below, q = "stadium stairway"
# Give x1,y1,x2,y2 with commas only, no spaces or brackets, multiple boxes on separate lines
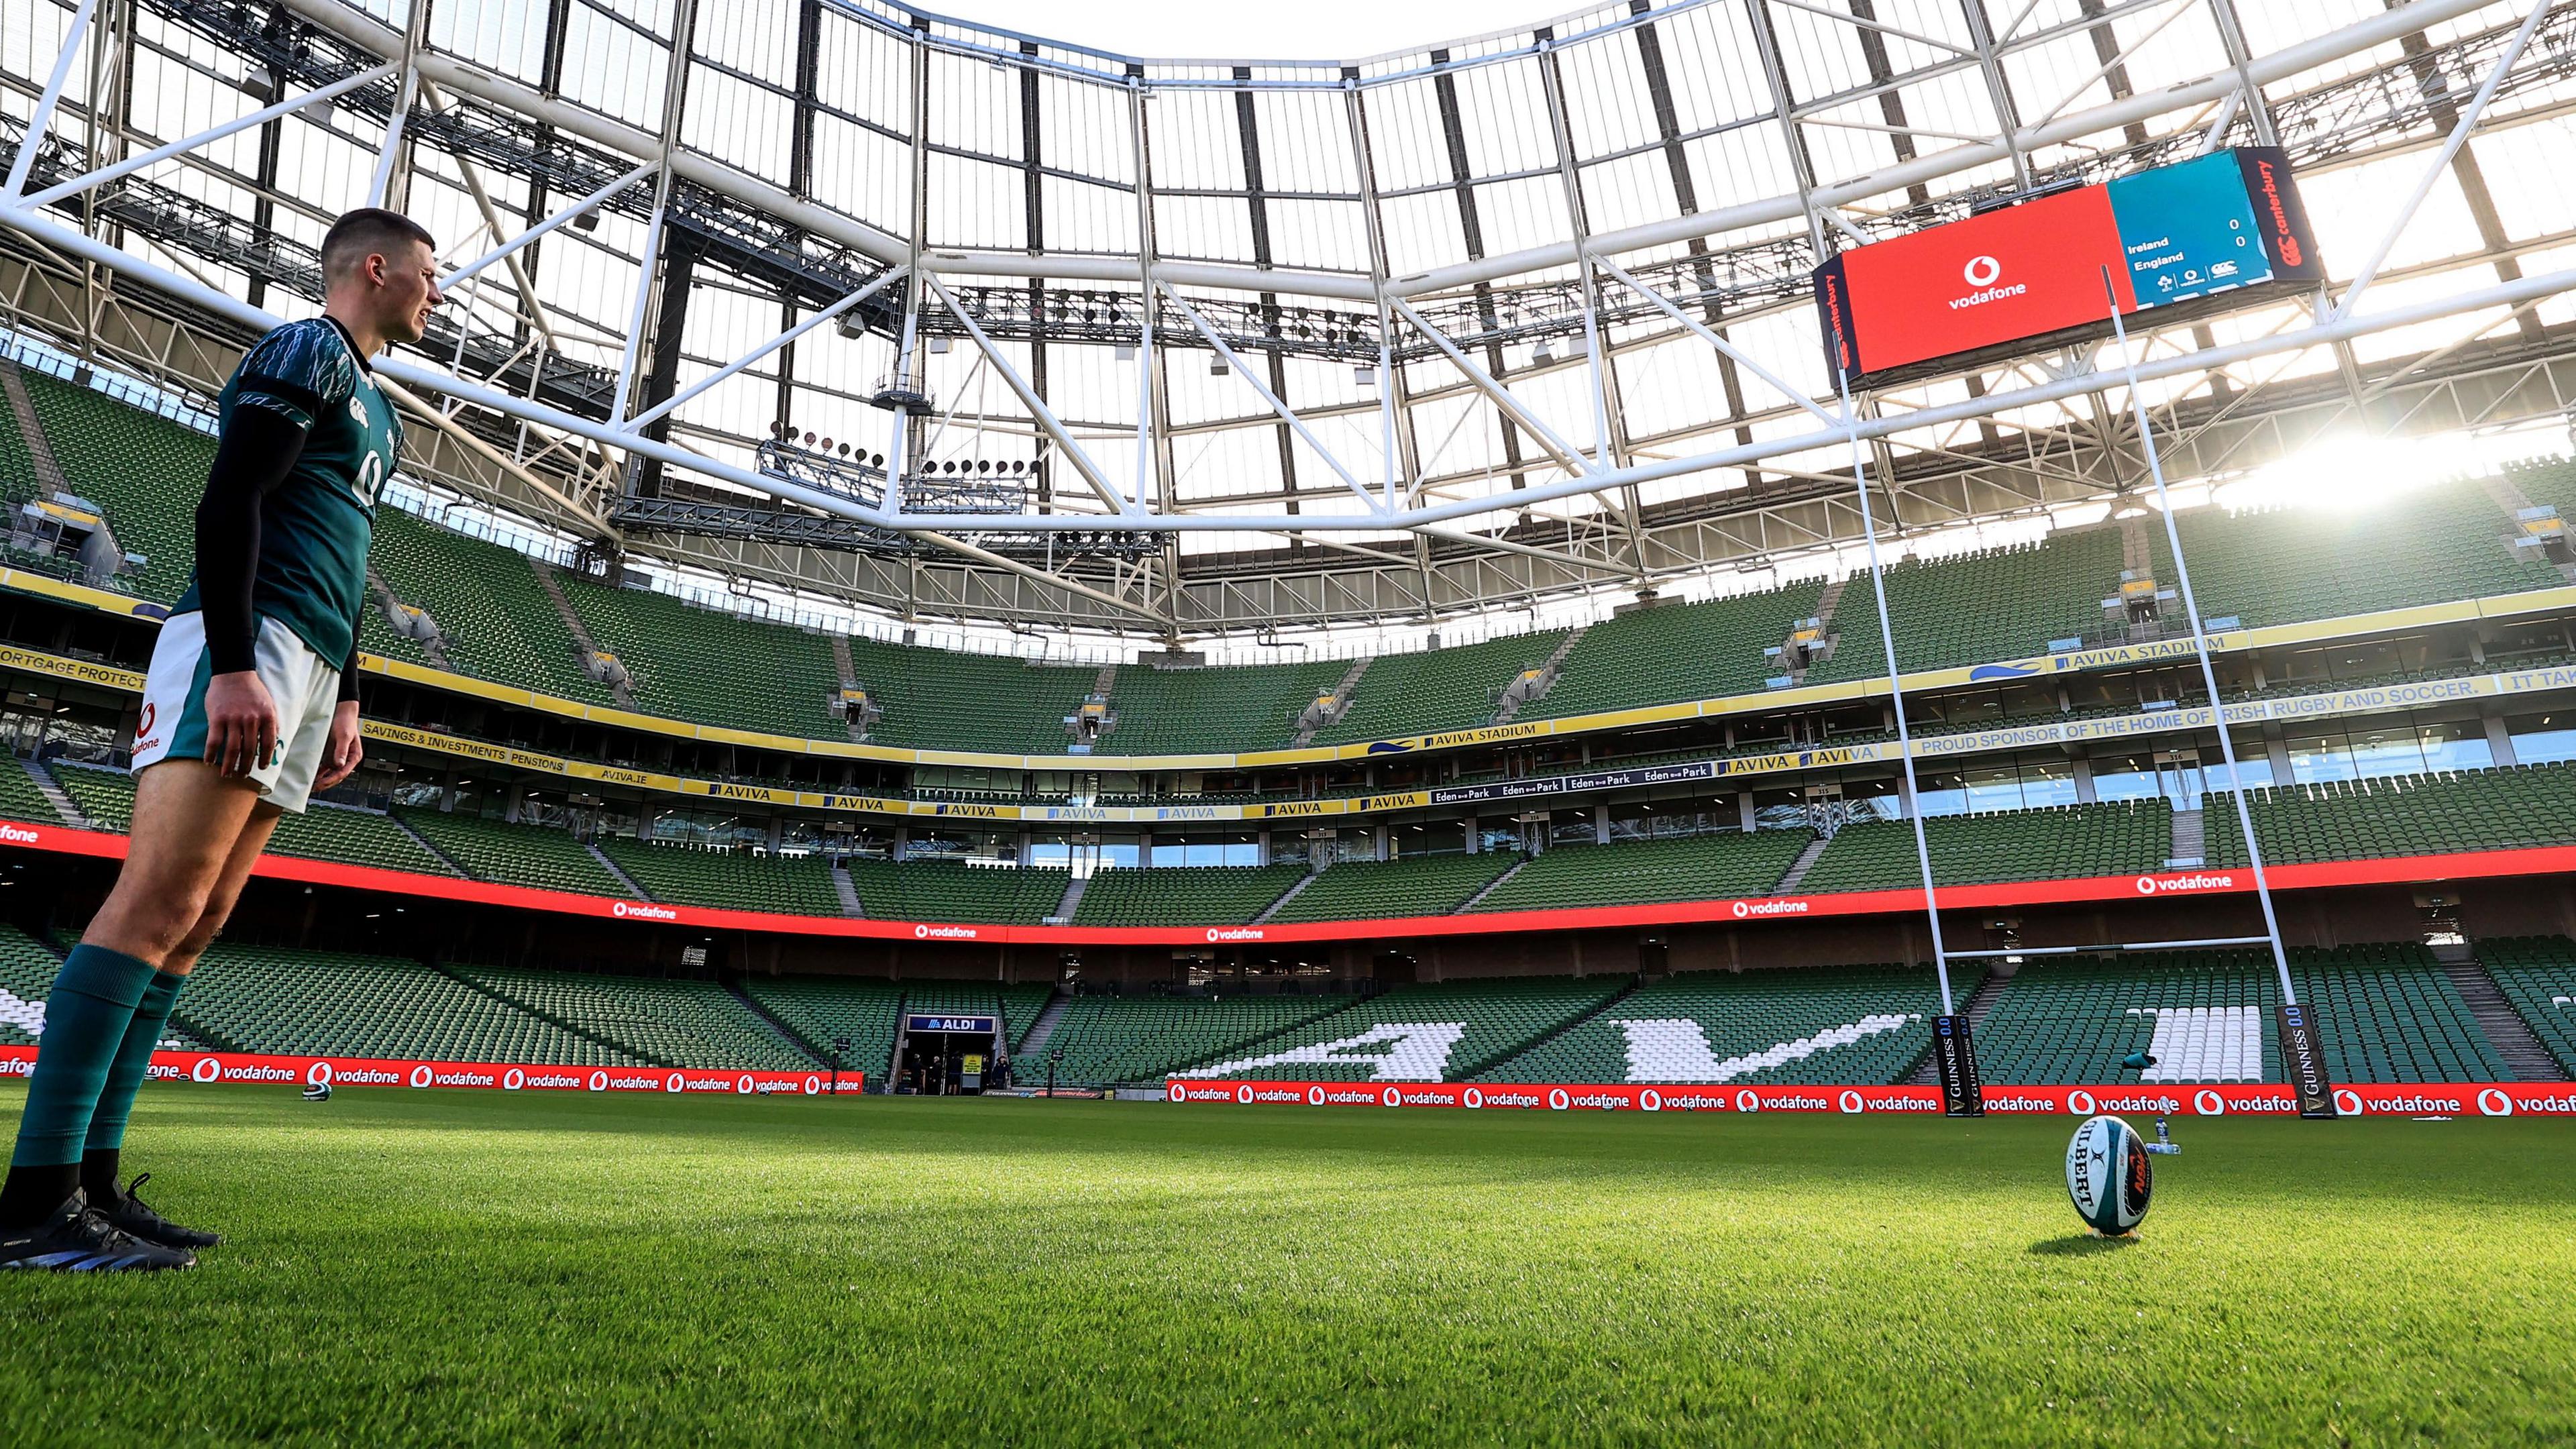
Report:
1252,870,1321,922
1774,834,1832,894
1014,987,1071,1058
2445,957,2567,1081
831,861,865,917
427,961,669,1067
586,841,651,900
20,760,81,827
722,978,832,1063
1458,856,1531,910
1902,967,2010,1085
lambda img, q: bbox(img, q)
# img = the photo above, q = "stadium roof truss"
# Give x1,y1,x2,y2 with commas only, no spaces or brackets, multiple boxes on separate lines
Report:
3,0,2576,637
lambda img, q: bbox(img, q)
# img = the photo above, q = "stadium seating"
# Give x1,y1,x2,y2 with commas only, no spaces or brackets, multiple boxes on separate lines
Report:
1810,529,2127,682
0,922,63,1048
1097,657,1350,755
1972,953,2284,1085
1070,863,1307,926
1470,831,1811,913
180,945,647,1064
1181,975,1626,1081
449,965,818,1069
1310,632,1570,745
1034,991,1356,1087
1976,945,2512,1083
48,762,136,830
0,755,62,824
366,508,610,705
393,808,627,896
2476,936,2576,1075
597,839,845,916
1796,801,2173,894
845,859,1063,924
1479,963,1965,1085
738,975,909,1077
2204,763,2576,867
2157,480,2559,633
1523,582,1829,720
48,764,460,876
844,637,1099,755
17,370,206,602
553,572,845,739
1269,853,1519,923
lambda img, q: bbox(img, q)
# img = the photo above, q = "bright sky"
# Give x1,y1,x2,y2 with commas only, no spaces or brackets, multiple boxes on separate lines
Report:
926,0,1562,62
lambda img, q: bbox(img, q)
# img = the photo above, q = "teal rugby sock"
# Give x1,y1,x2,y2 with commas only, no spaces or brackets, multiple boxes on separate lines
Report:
7,945,158,1173
83,968,186,1169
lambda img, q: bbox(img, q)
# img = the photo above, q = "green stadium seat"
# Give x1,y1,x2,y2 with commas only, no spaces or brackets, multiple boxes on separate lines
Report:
1480,963,1966,1085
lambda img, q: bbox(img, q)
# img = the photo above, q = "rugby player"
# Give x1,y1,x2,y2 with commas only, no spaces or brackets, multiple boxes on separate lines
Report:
0,209,438,1271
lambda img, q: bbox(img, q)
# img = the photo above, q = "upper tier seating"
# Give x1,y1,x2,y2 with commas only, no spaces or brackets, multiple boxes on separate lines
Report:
1181,975,1625,1082
1035,991,1355,1087
845,859,1062,924
1797,800,2174,894
738,975,909,1078
1975,945,2512,1083
181,945,645,1064
1097,658,1350,755
1071,863,1307,926
844,638,1097,755
1470,830,1812,913
1270,853,1519,923
0,755,62,824
1810,529,2129,682
1479,963,1965,1085
2204,763,2576,867
19,370,205,602
1311,632,1569,745
2157,479,2559,632
1525,583,1830,720
367,508,610,705
2475,936,2576,1076
449,965,817,1070
597,839,845,916
554,572,845,739
393,808,627,896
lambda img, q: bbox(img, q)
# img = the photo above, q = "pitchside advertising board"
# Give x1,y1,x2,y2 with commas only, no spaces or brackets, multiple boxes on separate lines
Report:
0,1045,864,1096
1815,147,2322,384
1165,1079,2576,1118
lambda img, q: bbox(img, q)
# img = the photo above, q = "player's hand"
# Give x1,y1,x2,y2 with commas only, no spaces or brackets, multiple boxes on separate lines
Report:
204,670,280,777
315,700,364,792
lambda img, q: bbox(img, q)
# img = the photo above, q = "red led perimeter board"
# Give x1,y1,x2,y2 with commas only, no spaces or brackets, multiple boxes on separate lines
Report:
1832,184,2137,378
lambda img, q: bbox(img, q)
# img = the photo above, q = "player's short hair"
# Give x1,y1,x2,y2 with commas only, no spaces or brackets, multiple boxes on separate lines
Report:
320,208,436,283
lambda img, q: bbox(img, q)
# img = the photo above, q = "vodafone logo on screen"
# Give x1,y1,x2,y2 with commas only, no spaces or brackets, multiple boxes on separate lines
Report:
1839,186,2132,374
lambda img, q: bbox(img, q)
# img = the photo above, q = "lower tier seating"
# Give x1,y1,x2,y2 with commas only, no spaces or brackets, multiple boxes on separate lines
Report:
2477,937,2576,1075
1036,991,1355,1088
181,946,645,1065
1179,975,1626,1082
598,839,845,916
1974,945,2513,1083
738,975,908,1078
448,965,817,1070
1479,963,1969,1086
0,922,68,1048
1470,831,1811,913
1271,853,1519,923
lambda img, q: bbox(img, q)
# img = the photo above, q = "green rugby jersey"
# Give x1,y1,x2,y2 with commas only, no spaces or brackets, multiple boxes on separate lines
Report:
175,315,400,667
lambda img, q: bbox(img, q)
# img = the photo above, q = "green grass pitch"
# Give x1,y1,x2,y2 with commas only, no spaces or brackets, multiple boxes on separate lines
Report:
1,1086,2569,1446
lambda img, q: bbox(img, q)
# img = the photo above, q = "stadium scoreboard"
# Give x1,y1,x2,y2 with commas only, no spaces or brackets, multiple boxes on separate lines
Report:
1815,148,2321,384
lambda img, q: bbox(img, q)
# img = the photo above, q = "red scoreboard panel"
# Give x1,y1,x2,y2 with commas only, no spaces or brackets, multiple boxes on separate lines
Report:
1815,148,2322,384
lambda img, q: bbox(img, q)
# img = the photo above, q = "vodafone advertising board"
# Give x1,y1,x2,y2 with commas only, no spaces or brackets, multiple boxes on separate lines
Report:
1817,147,2321,382
0,1044,863,1097
1164,1079,2576,1118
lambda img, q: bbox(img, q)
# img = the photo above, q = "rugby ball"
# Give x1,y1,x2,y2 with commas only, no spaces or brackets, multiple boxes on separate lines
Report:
2064,1114,2152,1235
301,1082,333,1102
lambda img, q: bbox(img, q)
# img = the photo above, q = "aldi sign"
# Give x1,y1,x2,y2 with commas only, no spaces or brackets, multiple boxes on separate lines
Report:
1816,148,2320,383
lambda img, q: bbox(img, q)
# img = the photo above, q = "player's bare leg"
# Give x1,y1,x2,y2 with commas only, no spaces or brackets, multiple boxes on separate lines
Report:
84,760,274,973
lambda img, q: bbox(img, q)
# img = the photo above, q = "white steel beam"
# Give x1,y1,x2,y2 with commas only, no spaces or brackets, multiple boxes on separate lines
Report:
9,64,396,213
623,267,907,433
921,272,1134,517
1163,284,1383,515
441,159,655,294
2,0,102,200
